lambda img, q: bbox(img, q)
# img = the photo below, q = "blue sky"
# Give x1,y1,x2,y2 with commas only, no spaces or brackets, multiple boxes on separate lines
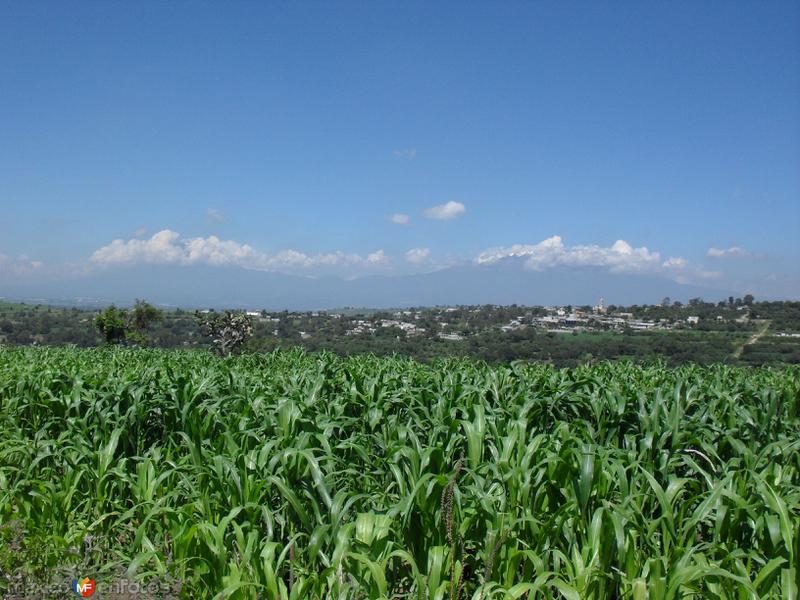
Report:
1,2,798,300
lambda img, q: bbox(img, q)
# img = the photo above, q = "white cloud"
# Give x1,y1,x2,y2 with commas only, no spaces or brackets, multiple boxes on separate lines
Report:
662,257,688,269
393,148,416,160
707,246,750,259
476,236,663,274
475,235,728,285
389,213,410,225
207,208,224,223
662,256,721,281
90,230,389,275
405,247,430,264
0,254,44,274
91,230,189,265
367,250,389,265
133,227,148,238
423,201,465,221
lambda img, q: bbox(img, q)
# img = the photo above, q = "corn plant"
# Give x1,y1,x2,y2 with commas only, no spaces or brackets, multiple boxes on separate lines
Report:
0,346,797,598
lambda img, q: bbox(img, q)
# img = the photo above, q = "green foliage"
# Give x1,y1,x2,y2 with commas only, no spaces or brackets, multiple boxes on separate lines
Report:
4,301,800,366
0,347,798,598
124,300,164,347
195,310,254,356
94,305,127,345
129,299,164,332
93,301,164,347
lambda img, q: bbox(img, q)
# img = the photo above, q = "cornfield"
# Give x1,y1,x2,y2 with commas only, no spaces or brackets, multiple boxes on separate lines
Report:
0,347,798,599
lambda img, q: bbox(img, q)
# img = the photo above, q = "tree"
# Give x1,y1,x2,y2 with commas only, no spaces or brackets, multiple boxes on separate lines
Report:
95,305,128,345
661,297,671,308
129,299,163,331
126,299,164,346
743,294,754,306
94,300,163,346
195,310,254,356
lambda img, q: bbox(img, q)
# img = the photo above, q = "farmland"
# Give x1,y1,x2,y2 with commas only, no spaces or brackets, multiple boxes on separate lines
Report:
0,347,799,598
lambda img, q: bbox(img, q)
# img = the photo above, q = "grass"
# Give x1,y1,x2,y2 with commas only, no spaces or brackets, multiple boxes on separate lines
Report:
0,346,798,598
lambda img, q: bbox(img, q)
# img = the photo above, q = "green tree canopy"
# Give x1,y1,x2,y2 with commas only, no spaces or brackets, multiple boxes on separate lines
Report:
94,305,127,345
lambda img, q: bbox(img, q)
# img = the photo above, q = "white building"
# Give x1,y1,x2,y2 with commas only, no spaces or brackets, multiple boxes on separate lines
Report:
439,332,464,341
593,298,607,314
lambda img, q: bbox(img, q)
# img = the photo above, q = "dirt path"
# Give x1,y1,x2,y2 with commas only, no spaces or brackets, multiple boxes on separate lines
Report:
732,319,770,360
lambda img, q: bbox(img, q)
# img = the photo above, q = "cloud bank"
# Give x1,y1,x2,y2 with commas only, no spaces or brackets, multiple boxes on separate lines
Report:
51,230,727,290
90,230,389,276
475,235,720,283
475,236,665,273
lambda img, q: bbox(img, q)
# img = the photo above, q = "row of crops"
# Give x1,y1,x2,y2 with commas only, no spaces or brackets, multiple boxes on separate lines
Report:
0,347,798,598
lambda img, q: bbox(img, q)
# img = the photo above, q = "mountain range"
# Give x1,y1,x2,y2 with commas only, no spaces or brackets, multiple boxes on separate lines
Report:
1,261,737,309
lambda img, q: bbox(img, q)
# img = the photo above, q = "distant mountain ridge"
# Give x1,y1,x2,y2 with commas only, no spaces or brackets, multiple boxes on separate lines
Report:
0,262,740,310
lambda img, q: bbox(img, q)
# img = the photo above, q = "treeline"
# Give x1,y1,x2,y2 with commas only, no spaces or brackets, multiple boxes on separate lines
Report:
292,329,749,367
1,300,799,366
